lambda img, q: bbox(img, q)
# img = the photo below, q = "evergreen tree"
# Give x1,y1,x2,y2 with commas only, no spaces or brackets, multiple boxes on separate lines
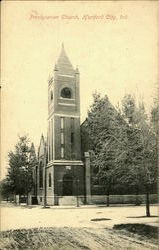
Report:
7,136,37,203
85,92,126,206
120,94,158,216
0,178,14,201
82,92,157,213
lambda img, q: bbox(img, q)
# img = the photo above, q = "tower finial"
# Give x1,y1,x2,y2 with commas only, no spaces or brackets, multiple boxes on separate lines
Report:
75,65,79,74
62,42,64,49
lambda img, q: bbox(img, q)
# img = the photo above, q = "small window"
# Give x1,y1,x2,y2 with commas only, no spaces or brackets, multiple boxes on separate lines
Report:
61,117,64,129
71,118,74,130
61,132,64,145
71,132,74,144
61,87,71,99
61,147,64,158
49,173,52,187
39,162,43,188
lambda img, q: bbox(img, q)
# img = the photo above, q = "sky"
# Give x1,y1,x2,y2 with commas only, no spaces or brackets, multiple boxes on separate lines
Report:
1,1,158,178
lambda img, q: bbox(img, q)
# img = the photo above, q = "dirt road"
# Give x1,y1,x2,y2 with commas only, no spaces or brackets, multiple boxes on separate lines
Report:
0,204,158,249
0,227,158,250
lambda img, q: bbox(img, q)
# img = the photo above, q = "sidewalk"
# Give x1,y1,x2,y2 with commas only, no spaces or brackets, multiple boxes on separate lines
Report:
1,203,158,231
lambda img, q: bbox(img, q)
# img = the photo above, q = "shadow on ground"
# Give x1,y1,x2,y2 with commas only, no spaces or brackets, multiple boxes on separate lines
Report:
127,216,158,218
91,218,111,221
113,223,158,239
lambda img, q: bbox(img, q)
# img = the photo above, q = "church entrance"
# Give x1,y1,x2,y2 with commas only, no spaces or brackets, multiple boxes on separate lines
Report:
62,173,73,196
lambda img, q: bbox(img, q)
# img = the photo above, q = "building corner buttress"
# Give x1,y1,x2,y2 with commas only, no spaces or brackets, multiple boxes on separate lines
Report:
84,152,91,204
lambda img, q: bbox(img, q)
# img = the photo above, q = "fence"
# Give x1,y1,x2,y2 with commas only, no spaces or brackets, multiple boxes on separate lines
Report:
90,194,158,205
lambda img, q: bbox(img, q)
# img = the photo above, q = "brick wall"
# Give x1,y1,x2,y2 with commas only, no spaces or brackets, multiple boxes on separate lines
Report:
54,74,80,114
54,116,81,160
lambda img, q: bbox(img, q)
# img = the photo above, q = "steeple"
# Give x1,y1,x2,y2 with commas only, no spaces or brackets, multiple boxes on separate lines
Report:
38,134,46,159
75,65,79,74
56,44,74,75
30,142,36,160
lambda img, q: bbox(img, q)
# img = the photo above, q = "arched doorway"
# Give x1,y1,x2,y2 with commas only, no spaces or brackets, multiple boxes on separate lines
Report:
63,173,73,196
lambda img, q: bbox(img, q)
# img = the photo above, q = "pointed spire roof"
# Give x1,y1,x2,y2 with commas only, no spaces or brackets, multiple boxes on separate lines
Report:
30,142,36,159
38,134,47,158
30,142,35,151
75,65,79,74
56,44,75,75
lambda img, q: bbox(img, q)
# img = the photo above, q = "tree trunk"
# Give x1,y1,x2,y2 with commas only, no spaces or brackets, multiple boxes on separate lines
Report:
106,191,110,207
135,187,140,206
106,195,110,207
145,187,150,217
14,194,16,204
26,193,29,205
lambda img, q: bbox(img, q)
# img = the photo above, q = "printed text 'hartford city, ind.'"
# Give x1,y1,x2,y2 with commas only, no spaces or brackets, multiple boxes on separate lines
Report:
29,11,128,21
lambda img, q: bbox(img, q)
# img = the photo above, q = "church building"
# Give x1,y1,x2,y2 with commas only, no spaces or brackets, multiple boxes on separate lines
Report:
31,45,145,206
33,45,91,206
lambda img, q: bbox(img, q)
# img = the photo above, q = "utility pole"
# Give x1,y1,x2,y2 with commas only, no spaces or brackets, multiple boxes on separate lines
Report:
76,178,80,207
43,144,47,208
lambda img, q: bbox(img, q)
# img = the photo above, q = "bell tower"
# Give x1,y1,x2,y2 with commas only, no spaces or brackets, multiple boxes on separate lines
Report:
47,44,84,205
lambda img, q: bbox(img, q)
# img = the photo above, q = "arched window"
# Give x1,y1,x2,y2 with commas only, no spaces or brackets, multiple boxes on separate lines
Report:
49,173,52,187
39,162,43,188
50,90,53,101
61,87,72,99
